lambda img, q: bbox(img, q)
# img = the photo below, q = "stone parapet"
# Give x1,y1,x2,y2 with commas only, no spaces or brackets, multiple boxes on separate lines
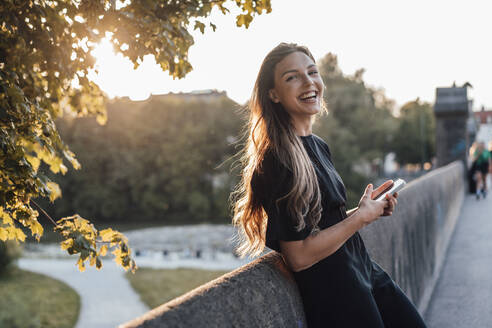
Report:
360,161,465,313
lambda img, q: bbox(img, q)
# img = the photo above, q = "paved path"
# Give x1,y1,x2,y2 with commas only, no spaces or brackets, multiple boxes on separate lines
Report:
18,258,149,328
425,193,492,327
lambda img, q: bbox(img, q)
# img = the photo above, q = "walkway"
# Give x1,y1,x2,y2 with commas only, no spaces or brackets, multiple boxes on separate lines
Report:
18,258,149,328
425,193,492,327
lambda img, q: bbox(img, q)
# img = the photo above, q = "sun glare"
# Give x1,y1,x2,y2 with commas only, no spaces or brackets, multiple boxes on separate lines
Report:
89,36,166,101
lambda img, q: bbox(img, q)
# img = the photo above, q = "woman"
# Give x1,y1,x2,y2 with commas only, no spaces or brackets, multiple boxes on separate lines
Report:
232,43,427,327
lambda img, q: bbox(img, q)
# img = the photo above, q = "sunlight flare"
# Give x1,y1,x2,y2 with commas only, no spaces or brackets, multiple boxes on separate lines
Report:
89,36,166,101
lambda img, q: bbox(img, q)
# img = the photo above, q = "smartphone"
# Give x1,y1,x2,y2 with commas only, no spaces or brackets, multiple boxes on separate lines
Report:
374,179,406,201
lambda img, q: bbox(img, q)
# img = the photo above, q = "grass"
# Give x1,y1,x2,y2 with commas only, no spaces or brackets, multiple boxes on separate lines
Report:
0,267,80,328
126,268,229,309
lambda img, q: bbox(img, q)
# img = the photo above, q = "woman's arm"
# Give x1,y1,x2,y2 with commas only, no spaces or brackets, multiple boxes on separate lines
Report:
346,207,358,216
280,182,397,272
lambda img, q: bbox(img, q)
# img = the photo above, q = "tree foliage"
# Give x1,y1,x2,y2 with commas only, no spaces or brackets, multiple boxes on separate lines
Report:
40,93,242,225
0,0,271,272
392,99,435,165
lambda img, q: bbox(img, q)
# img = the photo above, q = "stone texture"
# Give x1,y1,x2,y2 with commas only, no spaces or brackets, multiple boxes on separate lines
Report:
120,252,306,328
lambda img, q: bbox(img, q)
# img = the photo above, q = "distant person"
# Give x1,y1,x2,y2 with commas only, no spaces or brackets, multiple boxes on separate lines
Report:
232,43,427,328
489,140,492,173
471,141,491,199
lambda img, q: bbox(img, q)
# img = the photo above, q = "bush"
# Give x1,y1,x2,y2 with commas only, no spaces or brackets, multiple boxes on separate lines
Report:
0,241,22,275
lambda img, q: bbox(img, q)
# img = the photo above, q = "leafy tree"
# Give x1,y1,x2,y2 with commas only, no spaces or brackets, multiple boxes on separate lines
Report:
0,0,271,272
392,99,435,166
40,92,242,225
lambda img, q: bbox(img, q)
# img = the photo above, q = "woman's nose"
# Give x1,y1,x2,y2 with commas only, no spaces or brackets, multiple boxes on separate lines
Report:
301,73,315,86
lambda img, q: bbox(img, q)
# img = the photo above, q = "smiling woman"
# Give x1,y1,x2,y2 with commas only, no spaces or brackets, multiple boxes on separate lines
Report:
231,42,427,328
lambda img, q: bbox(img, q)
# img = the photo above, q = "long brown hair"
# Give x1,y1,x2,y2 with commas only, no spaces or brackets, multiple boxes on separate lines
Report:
231,43,326,257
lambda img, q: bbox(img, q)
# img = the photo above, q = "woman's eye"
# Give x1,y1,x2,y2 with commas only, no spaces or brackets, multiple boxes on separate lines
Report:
309,71,318,75
286,75,297,82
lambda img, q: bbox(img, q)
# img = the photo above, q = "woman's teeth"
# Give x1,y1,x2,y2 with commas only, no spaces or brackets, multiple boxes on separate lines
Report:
299,91,317,101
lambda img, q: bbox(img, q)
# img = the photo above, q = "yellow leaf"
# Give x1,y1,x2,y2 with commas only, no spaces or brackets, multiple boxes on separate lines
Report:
63,150,81,170
96,113,107,125
29,219,44,241
236,14,245,27
243,1,254,12
0,208,13,225
99,244,108,256
71,158,81,170
47,156,63,174
90,256,96,266
25,154,41,172
61,238,73,250
15,228,26,242
46,182,62,202
112,248,121,258
59,163,68,175
99,228,114,242
114,256,123,266
77,258,86,272
0,228,8,241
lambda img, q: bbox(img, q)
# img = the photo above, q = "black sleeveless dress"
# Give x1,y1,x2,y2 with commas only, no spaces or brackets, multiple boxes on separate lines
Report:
251,134,427,328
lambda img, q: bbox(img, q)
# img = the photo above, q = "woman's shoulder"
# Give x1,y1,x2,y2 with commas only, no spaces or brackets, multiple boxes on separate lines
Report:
252,151,291,187
309,134,332,157
251,150,294,205
258,150,291,174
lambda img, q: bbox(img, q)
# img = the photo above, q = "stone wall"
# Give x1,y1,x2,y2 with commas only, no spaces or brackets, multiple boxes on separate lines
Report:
359,161,465,313
121,161,465,328
121,252,305,328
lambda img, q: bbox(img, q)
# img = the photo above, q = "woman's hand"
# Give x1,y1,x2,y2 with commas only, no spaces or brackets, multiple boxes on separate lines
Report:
357,184,389,227
370,180,398,216
279,181,398,272
381,192,398,216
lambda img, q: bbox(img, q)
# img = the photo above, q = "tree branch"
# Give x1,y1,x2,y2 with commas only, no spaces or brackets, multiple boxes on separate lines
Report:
30,199,58,227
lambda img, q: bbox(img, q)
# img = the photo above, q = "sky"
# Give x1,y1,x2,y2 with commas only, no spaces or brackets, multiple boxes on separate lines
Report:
89,0,492,110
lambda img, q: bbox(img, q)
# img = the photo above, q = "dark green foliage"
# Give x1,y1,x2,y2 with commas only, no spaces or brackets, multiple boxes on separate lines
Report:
392,100,436,165
40,93,242,224
0,241,21,275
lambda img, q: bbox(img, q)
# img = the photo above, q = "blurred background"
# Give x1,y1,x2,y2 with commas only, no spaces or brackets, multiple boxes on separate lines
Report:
2,0,492,327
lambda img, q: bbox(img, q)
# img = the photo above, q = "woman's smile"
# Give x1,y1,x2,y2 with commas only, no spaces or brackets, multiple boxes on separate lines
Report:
269,51,324,123
298,90,319,103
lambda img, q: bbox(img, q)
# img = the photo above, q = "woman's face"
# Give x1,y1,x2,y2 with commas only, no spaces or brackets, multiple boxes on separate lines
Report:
269,51,324,121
